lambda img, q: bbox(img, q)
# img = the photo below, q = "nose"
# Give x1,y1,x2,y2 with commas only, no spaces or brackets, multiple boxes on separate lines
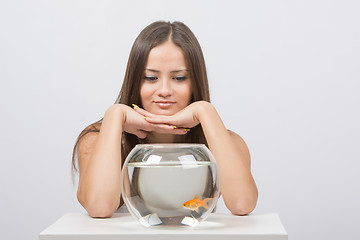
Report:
157,78,173,98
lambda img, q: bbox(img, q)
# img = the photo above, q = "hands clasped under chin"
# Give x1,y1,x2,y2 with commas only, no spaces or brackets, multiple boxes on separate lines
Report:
121,102,204,139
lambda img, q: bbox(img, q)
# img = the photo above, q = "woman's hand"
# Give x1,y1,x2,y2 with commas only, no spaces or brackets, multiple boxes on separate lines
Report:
132,101,209,132
114,104,188,138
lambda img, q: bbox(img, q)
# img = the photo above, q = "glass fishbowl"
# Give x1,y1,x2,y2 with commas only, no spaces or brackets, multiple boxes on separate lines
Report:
121,144,220,227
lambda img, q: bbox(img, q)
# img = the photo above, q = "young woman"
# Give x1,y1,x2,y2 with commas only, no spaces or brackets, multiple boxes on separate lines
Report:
72,21,258,218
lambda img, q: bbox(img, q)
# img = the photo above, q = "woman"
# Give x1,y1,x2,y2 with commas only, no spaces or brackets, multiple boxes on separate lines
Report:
72,21,258,218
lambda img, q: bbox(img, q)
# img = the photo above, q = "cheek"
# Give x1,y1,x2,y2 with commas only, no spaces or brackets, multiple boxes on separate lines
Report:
185,92,192,104
139,84,150,106
181,84,193,104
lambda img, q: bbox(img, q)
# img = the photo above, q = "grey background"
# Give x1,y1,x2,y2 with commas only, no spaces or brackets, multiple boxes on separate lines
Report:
1,0,359,239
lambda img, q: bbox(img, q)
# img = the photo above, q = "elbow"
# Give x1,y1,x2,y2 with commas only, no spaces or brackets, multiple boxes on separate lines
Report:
77,190,116,218
229,193,258,216
230,204,256,216
86,205,115,218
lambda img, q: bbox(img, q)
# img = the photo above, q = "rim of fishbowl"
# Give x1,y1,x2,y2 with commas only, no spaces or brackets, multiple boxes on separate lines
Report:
134,143,206,149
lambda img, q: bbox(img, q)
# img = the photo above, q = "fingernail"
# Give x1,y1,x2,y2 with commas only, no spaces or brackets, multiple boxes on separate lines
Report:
172,126,177,129
132,104,140,110
143,116,147,119
184,128,190,132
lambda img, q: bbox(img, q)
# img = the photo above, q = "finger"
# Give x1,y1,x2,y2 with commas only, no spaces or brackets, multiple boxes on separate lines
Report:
132,104,182,128
135,129,148,139
145,116,177,126
173,128,190,135
123,126,148,139
139,121,154,132
149,123,174,132
137,120,173,133
150,124,190,135
132,104,156,118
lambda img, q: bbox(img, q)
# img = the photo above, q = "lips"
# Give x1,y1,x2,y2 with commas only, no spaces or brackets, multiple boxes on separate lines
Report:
154,101,175,109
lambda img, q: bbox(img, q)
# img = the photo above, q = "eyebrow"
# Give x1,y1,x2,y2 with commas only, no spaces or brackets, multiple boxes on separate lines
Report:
145,68,189,73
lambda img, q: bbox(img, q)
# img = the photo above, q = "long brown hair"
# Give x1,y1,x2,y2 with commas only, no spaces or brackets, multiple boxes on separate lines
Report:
72,21,210,174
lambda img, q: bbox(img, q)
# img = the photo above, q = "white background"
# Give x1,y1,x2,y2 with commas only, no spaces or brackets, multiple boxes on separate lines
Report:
1,0,359,239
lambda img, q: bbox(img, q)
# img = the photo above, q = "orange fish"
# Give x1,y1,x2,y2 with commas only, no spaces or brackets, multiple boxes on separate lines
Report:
182,195,212,213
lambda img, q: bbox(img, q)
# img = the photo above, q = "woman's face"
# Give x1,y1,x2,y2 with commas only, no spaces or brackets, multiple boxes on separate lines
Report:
140,41,193,115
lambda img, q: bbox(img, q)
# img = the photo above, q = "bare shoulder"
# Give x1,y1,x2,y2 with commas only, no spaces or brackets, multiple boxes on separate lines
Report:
227,130,247,145
227,130,251,167
78,123,101,154
77,123,101,173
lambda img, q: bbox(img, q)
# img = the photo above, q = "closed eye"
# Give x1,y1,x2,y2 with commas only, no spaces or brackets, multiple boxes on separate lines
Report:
173,76,187,81
144,76,158,81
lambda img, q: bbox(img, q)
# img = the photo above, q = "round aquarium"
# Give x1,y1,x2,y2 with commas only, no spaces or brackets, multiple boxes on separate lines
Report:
121,144,220,227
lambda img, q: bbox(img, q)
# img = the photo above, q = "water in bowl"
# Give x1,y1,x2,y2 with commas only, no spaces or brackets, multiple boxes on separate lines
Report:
123,160,218,227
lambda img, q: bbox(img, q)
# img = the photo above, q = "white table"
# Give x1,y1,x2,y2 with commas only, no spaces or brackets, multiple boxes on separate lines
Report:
39,212,288,240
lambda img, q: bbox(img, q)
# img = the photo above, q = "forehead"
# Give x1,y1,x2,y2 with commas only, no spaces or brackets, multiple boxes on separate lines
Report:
145,41,187,70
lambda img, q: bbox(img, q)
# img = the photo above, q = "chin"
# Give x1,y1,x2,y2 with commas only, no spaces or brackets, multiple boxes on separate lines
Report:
151,108,179,116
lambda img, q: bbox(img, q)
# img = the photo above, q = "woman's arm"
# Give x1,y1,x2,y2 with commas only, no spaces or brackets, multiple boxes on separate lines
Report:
77,104,187,218
196,102,258,215
77,105,124,218
138,101,258,215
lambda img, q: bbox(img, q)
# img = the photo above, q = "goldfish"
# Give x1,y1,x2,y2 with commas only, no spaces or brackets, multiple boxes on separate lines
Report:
182,195,212,213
